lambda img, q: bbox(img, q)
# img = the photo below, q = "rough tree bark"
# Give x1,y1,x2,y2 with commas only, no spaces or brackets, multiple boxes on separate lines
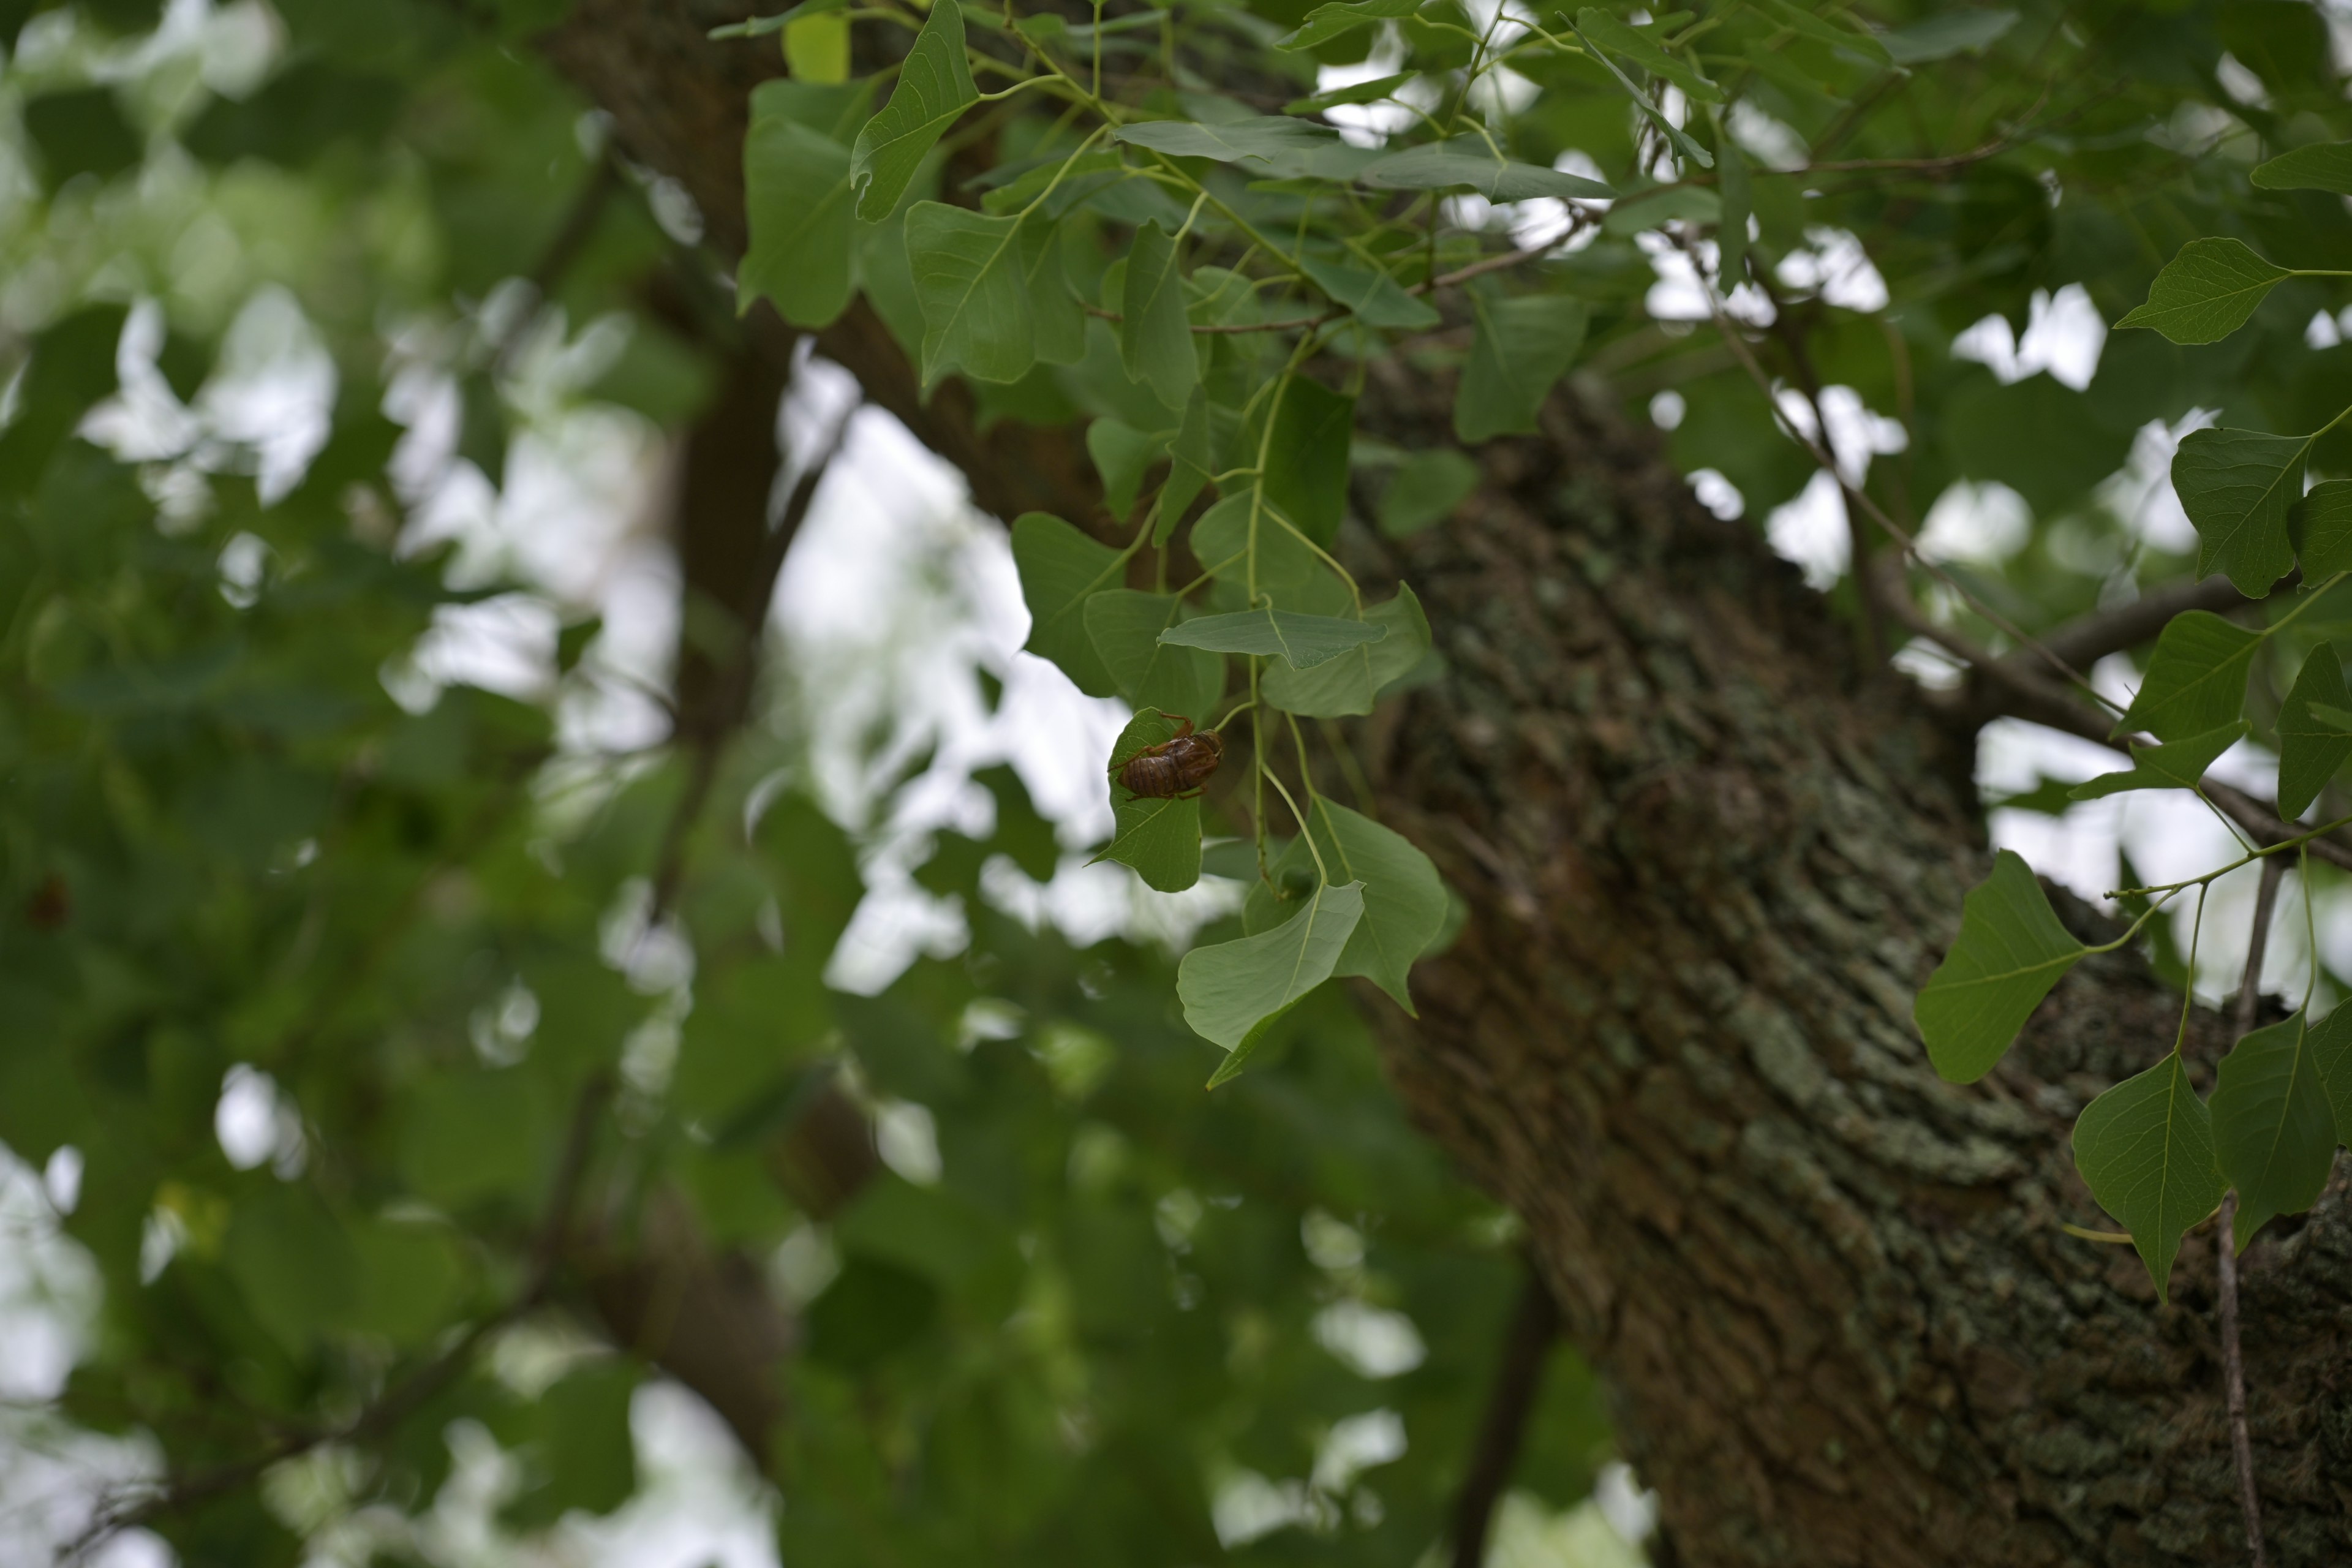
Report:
538,4,2352,1562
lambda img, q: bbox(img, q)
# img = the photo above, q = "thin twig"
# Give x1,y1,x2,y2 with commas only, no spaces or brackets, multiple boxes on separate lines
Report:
1449,1260,1561,1568
2218,857,2280,1568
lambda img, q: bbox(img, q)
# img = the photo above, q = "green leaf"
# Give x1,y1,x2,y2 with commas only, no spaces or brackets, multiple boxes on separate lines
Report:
1278,0,1420,50
2073,1053,2225,1301
1300,254,1439,331
2068,722,2246,799
1178,878,1366,1070
2297,479,2352,580
1095,707,1205,892
1569,18,1713,168
1022,211,1085,368
1121,221,1197,412
1361,139,1614,200
741,110,859,328
2211,1013,2339,1250
1572,7,1722,103
2171,426,2305,597
1112,116,1336,167
2115,239,2293,346
1011,511,1125,697
905,202,1049,385
2309,1005,2352,1147
1262,584,1430,717
1257,374,1355,546
1913,850,2086,1084
1308,799,1445,1009
1714,132,1751,286
709,0,849,40
2114,610,2262,742
2277,644,2352,819
1087,418,1164,519
2252,141,2352,194
224,1186,363,1352
1600,184,1721,237
1158,388,1215,543
1086,590,1223,718
1284,72,1415,113
1880,7,2018,64
786,11,851,81
848,0,977,220
1189,490,1335,605
1455,293,1588,442
1378,449,1478,537
1161,606,1385,668
1750,0,1893,64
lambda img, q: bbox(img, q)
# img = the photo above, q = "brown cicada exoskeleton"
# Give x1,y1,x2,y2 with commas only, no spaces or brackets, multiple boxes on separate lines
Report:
1114,717,1223,799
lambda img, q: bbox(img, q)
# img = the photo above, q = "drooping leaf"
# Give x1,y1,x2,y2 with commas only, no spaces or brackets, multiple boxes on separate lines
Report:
849,0,977,220
1361,139,1614,200
1178,878,1366,1068
1914,850,2086,1083
1714,132,1751,287
741,95,863,327
2116,239,2293,346
1572,7,1722,102
1260,374,1355,546
2297,479,2352,580
2309,1005,2352,1147
2073,1052,2225,1301
905,202,1039,385
1158,388,1215,543
1112,116,1336,167
2277,644,2352,819
1306,799,1445,1010
1880,7,2019,64
1284,72,1415,113
1086,590,1223,719
1378,450,1479,537
1754,0,1893,62
1087,418,1165,519
2211,1013,2338,1250
2170,426,2305,597
1121,221,1197,412
2113,610,2261,742
1600,185,1721,236
2252,141,2352,195
1300,254,1439,331
1011,511,1124,696
1262,584,1431,717
1569,17,1713,168
1278,0,1421,51
1161,606,1385,668
1456,293,1588,442
1095,707,1204,892
2068,722,2246,799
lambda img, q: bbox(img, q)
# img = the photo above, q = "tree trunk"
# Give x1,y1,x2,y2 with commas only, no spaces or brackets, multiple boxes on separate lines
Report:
538,5,2352,1562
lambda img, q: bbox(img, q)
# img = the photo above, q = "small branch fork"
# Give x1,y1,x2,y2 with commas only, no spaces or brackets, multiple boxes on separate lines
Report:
61,1082,611,1564
2219,856,2282,1568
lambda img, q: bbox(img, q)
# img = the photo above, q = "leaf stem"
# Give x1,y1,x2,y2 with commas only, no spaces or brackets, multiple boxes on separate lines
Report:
1260,755,1332,884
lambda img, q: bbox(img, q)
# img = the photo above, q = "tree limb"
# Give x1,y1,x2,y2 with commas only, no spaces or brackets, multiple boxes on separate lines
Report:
2218,856,2283,1568
1449,1261,1561,1568
2004,573,2279,678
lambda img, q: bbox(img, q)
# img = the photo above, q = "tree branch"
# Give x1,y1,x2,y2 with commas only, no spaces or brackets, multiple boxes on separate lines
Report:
1449,1261,1561,1568
2003,573,2278,678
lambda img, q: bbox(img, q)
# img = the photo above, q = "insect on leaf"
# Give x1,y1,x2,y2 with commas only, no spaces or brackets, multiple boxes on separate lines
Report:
1087,590,1223,719
1179,879,1366,1077
2068,722,2247,800
2252,141,2352,195
1093,707,1205,893
2211,1013,2339,1250
1160,606,1385,669
848,0,977,221
2171,426,2306,597
1456,293,1588,442
1262,584,1431,717
2276,644,2352,820
2116,239,2293,346
2297,479,2352,580
1914,850,2086,1083
2073,1053,2225,1302
1011,511,1124,697
1121,220,1197,413
2113,610,2262,742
